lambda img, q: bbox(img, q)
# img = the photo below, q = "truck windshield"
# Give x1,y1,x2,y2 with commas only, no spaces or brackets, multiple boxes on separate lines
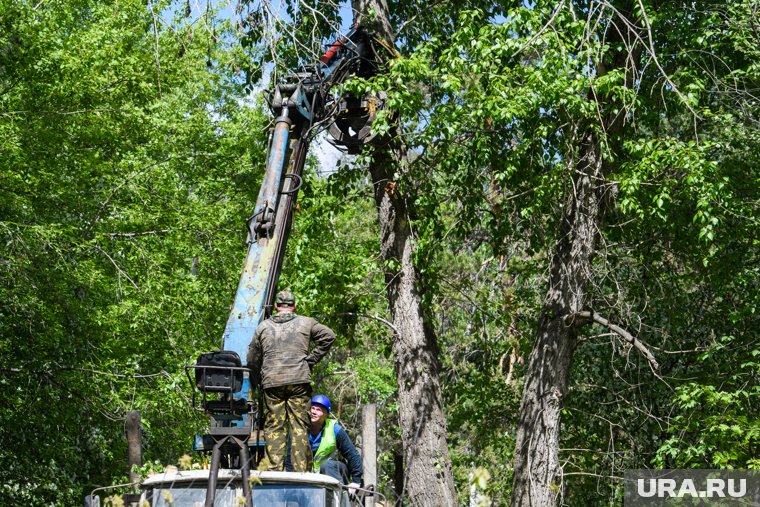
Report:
151,486,235,507
149,484,328,507
252,484,327,506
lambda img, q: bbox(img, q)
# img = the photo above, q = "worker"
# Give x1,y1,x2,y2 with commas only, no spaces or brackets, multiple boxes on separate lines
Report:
308,394,363,495
247,290,336,472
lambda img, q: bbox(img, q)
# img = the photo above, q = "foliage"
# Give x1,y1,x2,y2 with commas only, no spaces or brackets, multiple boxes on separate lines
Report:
0,0,267,504
1,0,758,505
653,327,759,469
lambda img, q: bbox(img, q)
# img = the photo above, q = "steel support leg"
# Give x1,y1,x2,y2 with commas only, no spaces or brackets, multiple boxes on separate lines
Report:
205,437,226,507
239,438,253,507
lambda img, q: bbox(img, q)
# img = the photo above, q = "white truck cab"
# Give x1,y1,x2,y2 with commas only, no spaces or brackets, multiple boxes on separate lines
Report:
94,354,378,507
139,469,350,507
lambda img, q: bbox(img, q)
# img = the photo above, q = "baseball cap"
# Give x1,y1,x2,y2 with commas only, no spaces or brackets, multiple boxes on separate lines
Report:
275,290,296,306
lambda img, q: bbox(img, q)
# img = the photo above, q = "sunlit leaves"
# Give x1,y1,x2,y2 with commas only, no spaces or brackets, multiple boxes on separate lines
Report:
0,0,267,504
655,337,760,469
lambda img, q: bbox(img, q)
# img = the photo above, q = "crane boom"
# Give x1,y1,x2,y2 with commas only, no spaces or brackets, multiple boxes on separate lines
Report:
223,25,391,368
88,25,394,507
183,27,394,498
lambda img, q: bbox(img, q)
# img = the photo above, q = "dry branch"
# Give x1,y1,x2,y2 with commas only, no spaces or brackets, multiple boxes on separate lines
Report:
570,310,659,369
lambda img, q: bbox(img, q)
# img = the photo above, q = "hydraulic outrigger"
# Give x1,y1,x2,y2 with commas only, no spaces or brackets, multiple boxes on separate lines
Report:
183,25,395,507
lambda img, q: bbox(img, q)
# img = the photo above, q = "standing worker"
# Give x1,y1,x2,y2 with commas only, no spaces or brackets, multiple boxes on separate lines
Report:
308,394,363,496
247,290,336,472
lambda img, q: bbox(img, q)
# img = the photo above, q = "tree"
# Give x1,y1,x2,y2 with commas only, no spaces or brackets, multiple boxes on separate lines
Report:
0,0,265,503
350,0,459,502
361,0,758,504
510,3,642,502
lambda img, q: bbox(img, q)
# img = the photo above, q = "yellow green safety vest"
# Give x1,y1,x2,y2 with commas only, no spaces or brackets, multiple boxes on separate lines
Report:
313,418,338,472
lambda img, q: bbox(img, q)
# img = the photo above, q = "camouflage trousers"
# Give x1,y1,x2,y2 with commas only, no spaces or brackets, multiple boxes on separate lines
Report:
258,383,313,472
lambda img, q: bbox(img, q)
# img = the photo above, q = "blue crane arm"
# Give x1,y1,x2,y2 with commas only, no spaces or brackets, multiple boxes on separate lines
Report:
186,27,397,493
220,25,395,374
223,109,296,369
189,24,396,437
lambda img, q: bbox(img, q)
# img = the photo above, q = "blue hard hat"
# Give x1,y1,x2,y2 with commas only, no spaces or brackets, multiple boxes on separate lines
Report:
311,394,331,413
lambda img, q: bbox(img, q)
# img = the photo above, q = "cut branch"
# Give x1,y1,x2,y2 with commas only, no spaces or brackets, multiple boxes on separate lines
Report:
324,312,398,335
571,310,659,369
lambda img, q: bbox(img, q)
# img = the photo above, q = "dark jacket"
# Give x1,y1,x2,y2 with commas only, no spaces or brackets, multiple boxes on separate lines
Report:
247,312,335,389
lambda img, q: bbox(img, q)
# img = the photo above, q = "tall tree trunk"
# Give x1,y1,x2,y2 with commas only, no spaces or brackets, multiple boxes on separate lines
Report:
511,131,606,506
351,4,456,503
511,3,639,505
368,150,457,506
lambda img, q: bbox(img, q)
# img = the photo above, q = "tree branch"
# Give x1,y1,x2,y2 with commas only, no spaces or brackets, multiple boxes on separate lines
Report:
570,310,659,370
323,312,398,334
104,229,173,238
93,245,141,292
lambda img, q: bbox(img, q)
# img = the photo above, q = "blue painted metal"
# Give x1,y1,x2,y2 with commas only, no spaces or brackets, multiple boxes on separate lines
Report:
206,25,386,433
222,110,293,420
291,86,314,122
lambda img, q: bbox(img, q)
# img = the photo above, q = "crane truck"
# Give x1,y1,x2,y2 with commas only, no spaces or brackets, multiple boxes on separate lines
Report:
88,25,395,507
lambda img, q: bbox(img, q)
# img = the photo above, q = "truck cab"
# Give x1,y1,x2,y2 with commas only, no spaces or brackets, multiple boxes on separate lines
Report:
156,352,377,507
139,469,351,507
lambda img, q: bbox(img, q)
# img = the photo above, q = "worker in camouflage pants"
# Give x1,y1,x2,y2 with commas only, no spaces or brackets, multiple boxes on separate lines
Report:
247,290,336,472
261,384,312,470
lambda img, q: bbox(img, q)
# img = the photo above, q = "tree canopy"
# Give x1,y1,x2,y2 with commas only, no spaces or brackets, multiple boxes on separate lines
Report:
0,0,757,505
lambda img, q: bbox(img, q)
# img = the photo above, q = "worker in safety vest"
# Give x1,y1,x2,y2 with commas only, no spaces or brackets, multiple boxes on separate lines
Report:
308,394,363,494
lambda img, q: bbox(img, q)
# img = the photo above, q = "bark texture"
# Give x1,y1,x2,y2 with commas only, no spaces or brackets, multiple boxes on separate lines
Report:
511,3,639,506
511,131,606,506
126,410,142,485
369,151,457,507
350,1,457,504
